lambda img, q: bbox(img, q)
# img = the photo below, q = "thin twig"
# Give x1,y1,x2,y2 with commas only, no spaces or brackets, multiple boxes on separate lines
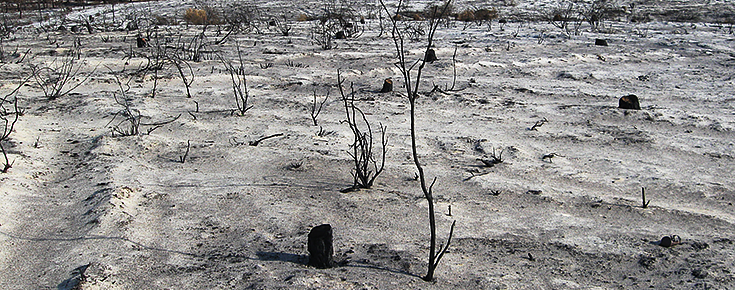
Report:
432,220,456,268
311,89,329,126
179,140,190,163
141,113,182,126
641,187,650,208
529,117,547,131
249,133,284,146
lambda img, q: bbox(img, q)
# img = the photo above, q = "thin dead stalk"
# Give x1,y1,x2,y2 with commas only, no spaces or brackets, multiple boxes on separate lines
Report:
311,89,329,126
169,55,195,98
179,140,190,163
641,187,650,208
0,97,19,173
529,118,547,131
1,72,33,172
380,0,454,282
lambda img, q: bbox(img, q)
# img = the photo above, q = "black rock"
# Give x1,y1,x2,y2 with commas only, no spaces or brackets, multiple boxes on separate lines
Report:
660,236,673,247
379,78,393,93
595,39,608,46
136,37,148,48
308,224,335,268
619,94,641,110
659,235,681,247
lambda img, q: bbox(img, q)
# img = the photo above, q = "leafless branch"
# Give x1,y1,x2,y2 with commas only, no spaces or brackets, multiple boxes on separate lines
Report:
310,89,329,126
249,133,284,146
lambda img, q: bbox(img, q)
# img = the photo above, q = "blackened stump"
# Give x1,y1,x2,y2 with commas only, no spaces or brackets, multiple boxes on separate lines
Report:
308,224,335,268
424,48,438,63
335,31,346,39
595,38,608,46
136,37,148,48
660,236,673,247
619,94,641,110
380,79,393,93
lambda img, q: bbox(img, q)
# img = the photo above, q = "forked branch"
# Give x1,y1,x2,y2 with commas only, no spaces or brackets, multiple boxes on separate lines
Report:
311,89,329,126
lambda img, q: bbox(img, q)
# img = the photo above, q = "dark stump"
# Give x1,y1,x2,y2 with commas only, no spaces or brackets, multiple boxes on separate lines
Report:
335,30,346,39
136,37,148,48
659,235,681,247
308,224,335,268
595,39,608,46
619,94,641,110
380,79,393,93
424,48,438,63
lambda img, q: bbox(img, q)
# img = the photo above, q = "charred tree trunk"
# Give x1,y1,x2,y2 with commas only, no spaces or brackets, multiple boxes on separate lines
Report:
307,224,335,268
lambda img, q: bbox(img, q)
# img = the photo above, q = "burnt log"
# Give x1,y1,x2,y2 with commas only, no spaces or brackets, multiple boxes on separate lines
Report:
308,224,335,268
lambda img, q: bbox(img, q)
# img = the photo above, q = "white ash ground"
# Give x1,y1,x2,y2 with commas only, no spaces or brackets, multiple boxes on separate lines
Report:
0,0,734,289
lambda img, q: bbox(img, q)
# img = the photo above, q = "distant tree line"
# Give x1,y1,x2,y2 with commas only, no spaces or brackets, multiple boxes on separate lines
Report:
0,0,157,14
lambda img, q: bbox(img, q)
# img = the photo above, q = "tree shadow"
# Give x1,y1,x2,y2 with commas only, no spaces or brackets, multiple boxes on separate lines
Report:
255,251,308,264
254,251,422,279
0,230,201,257
343,259,423,279
57,264,89,290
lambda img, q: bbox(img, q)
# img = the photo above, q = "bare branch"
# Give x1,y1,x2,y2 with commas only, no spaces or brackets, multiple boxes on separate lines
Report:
179,140,190,163
249,133,284,146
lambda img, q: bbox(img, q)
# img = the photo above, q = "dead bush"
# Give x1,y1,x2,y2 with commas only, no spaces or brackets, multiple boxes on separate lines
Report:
458,7,498,30
31,45,94,100
0,74,31,173
457,9,475,22
184,8,207,25
338,70,387,191
475,8,499,21
425,3,454,20
297,14,314,22
221,2,262,33
184,8,220,25
152,15,171,26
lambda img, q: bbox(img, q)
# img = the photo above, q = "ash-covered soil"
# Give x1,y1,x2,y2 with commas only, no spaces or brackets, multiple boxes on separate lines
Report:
0,0,733,289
